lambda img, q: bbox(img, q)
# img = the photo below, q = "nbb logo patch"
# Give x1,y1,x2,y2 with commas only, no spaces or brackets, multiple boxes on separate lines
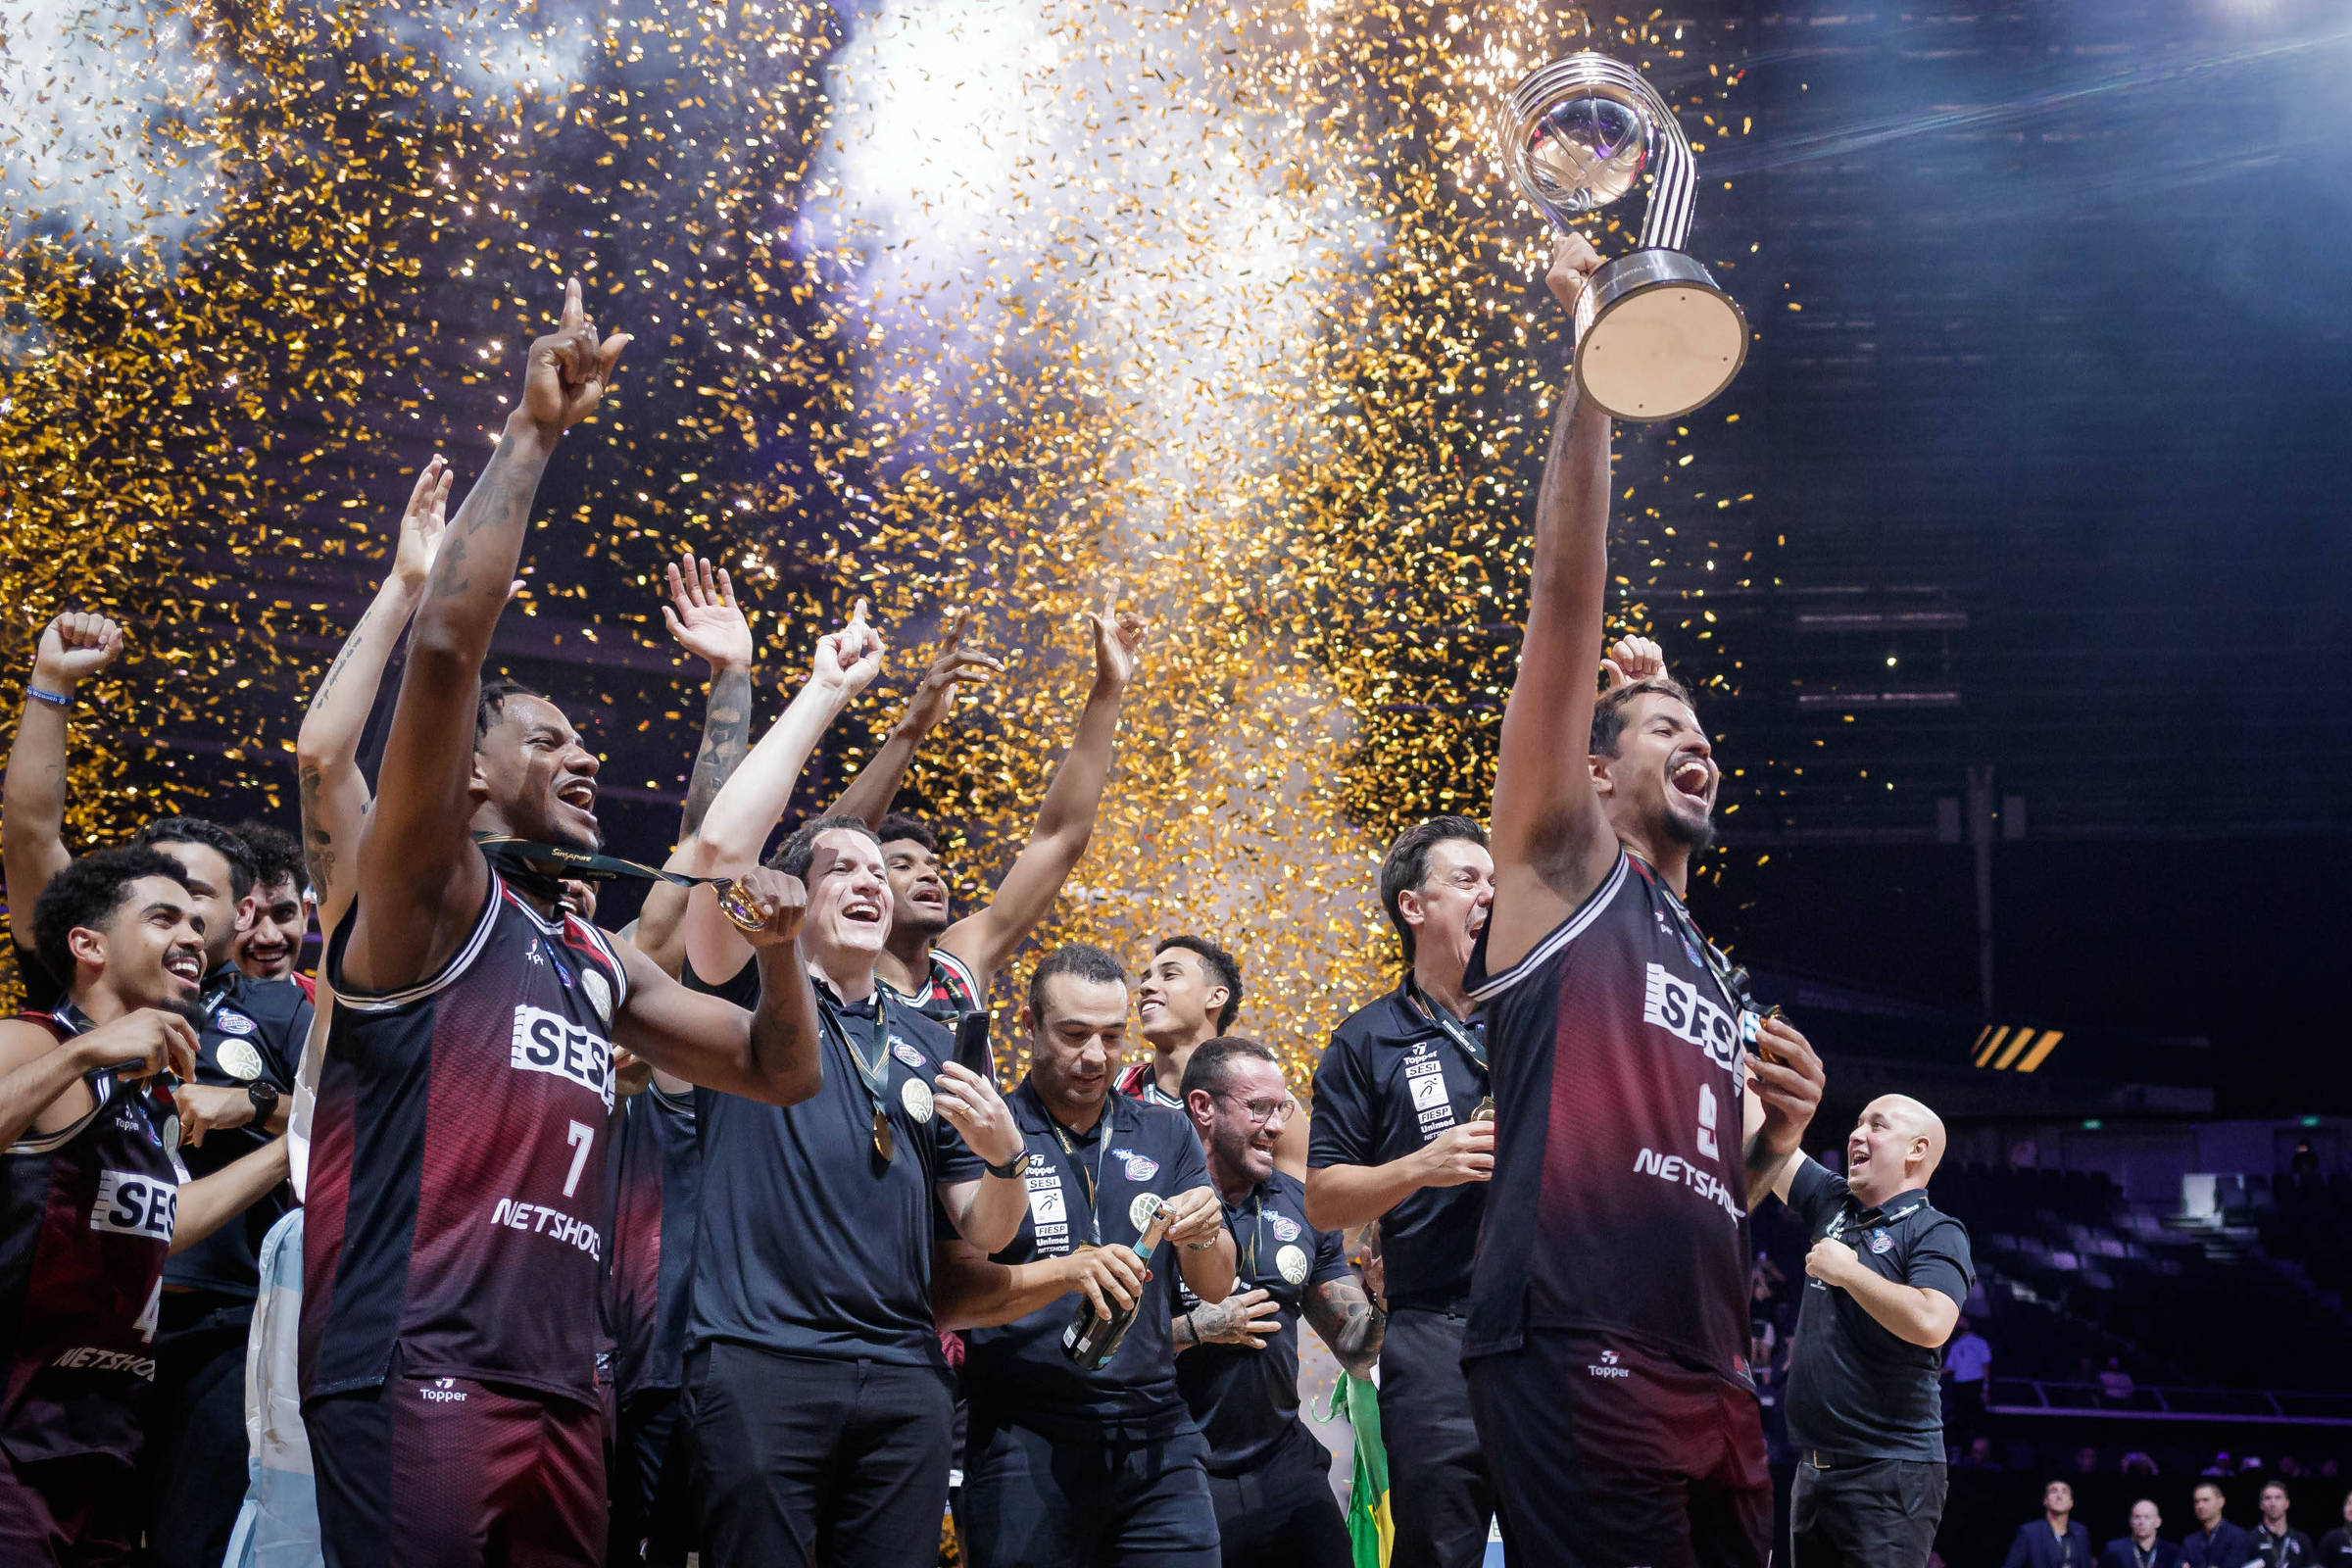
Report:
1641,963,1739,1072
509,1006,613,1109
90,1170,175,1241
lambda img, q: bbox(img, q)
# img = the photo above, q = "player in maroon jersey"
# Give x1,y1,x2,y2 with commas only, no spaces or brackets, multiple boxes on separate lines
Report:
301,280,830,1568
1461,233,1827,1566
1,847,292,1566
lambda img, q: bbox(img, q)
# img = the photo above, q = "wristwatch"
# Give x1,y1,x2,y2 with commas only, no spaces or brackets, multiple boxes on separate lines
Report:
984,1149,1034,1180
246,1080,280,1124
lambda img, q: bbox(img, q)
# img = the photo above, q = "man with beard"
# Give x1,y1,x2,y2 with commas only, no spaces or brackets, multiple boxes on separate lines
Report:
829,592,1145,1024
1303,815,1495,1567
301,280,828,1568
229,823,313,993
1175,1037,1381,1568
122,817,313,1568
679,815,1033,1568
1,847,292,1565
1460,233,1826,1567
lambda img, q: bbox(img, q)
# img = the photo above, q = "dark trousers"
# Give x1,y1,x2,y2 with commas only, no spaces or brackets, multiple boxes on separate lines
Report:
0,1446,139,1568
682,1342,952,1568
1379,1305,1494,1568
961,1416,1220,1568
142,1293,253,1568
1788,1456,1946,1568
1204,1426,1349,1568
609,1387,693,1568
1466,1331,1771,1568
309,1369,607,1568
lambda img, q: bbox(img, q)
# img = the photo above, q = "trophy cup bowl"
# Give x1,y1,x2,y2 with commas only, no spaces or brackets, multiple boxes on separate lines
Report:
1502,53,1747,421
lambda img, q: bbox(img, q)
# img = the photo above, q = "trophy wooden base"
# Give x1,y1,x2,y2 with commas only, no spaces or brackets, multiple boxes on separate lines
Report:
1572,249,1748,420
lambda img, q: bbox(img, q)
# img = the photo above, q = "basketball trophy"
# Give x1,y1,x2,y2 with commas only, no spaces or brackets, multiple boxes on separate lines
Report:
1500,52,1746,420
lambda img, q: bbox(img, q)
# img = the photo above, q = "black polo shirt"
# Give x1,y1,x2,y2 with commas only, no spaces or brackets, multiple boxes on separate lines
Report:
961,1079,1211,1444
165,965,311,1298
1306,985,1487,1307
685,959,981,1366
1174,1170,1350,1476
1783,1157,1974,1462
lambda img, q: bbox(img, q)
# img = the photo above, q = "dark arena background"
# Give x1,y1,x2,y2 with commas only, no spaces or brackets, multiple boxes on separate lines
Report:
6,0,2351,1563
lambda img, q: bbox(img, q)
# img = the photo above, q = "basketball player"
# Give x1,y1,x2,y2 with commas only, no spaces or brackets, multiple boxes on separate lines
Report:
1,847,292,1565
301,281,827,1568
1122,936,1308,1182
830,590,1145,1022
1461,233,1826,1566
4,610,128,1013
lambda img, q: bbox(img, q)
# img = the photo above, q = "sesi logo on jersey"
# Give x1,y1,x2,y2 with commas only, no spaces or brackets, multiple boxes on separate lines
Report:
1641,963,1740,1072
90,1170,176,1241
509,1005,614,1110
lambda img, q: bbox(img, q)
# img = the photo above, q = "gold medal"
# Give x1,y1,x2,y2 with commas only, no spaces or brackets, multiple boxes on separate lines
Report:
1471,1097,1495,1122
715,877,765,933
870,1106,895,1163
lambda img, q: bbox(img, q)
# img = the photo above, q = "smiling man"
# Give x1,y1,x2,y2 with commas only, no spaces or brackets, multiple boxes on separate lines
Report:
0,848,291,1566
231,823,313,989
1764,1094,1975,1568
1461,233,1826,1568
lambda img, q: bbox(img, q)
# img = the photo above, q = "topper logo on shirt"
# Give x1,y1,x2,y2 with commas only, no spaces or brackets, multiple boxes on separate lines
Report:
1641,963,1740,1072
509,1005,613,1110
90,1170,176,1242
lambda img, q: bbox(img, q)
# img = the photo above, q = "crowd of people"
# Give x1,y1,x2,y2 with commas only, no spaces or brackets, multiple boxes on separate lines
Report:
1,245,2023,1568
2000,1478,2352,1567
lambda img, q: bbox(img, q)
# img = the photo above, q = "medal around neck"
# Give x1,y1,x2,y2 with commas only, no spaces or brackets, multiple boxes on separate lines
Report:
1500,51,1746,420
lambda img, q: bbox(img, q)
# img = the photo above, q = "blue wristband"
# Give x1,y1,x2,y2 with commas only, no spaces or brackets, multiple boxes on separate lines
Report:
25,686,70,709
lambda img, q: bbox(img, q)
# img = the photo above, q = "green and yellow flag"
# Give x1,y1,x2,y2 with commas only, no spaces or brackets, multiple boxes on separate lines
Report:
1325,1372,1393,1568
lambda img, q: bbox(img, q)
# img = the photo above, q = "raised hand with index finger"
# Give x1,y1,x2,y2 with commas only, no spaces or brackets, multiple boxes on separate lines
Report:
518,277,632,437
1085,580,1148,694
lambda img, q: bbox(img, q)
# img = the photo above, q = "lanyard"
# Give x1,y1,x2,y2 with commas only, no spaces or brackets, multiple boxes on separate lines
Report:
1045,1098,1117,1249
1238,1188,1271,1279
1403,979,1487,1076
476,838,765,930
816,992,898,1163
1633,853,1746,1015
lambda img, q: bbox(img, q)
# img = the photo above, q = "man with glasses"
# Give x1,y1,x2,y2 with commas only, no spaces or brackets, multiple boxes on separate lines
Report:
1175,1037,1382,1568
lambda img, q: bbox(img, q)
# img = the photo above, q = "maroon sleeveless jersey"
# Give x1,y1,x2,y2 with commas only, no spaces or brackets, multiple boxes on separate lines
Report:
303,875,630,1407
1462,851,1755,1387
0,1008,185,1466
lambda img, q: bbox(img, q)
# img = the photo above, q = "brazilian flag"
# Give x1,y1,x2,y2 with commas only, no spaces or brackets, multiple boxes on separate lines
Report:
1323,1372,1393,1568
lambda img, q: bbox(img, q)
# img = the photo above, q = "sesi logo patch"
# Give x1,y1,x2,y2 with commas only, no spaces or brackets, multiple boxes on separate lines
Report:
509,1006,613,1110
1641,963,1740,1072
91,1170,176,1241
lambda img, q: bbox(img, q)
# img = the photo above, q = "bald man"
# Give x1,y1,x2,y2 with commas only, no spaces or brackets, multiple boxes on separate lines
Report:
1766,1095,1976,1568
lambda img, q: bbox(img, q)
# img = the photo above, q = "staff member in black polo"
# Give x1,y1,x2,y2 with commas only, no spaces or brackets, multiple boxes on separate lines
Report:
938,944,1237,1568
1765,1092,1974,1568
1304,815,1495,1568
680,817,1033,1568
1174,1037,1383,1568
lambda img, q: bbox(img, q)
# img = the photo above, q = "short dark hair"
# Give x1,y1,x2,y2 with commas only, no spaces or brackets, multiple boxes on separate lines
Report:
767,814,883,879
1179,1035,1276,1101
33,846,192,985
475,677,550,742
133,817,256,902
232,821,307,896
1026,943,1128,1023
1379,815,1489,964
2261,1479,2288,1497
1154,935,1243,1030
1591,675,1699,759
2193,1480,2225,1497
876,811,938,855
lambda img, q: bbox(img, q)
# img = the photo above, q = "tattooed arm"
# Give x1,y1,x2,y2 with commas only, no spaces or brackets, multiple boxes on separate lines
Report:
1301,1272,1385,1379
295,458,452,934
341,280,629,996
633,555,754,979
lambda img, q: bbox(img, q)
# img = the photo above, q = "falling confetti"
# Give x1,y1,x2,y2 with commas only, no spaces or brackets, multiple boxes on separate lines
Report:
0,0,1771,1074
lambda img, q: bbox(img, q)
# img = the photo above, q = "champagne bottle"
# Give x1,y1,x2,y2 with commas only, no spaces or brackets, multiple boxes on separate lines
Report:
1062,1195,1172,1370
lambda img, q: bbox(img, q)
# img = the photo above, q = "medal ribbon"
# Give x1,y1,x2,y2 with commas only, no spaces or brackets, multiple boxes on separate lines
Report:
816,993,899,1163
1045,1097,1117,1249
475,837,765,930
1404,978,1488,1076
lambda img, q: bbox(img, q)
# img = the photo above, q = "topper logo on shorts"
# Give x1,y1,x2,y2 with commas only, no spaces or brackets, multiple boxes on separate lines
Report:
509,1005,613,1110
90,1169,176,1241
420,1377,467,1403
1641,963,1739,1072
1587,1348,1630,1380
